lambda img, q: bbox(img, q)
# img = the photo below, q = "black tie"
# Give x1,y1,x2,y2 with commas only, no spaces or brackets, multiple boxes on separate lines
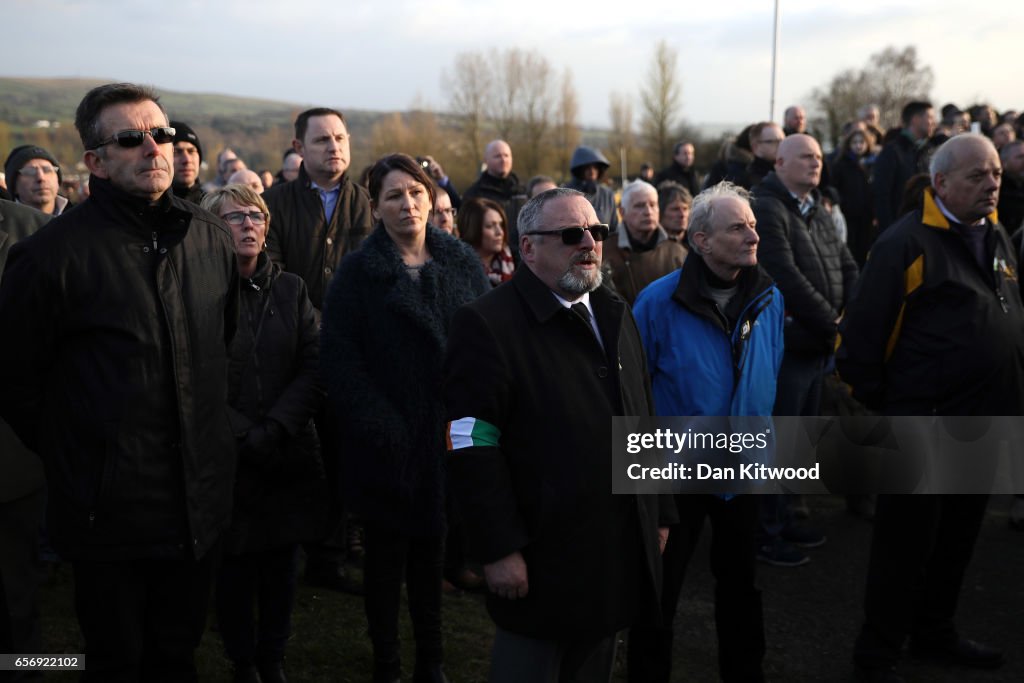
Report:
570,302,596,339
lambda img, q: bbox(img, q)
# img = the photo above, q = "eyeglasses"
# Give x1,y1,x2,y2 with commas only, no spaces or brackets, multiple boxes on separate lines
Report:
92,127,177,149
19,165,59,177
220,211,268,227
524,224,610,245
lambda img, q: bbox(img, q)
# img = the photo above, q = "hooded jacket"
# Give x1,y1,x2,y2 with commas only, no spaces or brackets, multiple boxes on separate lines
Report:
565,146,620,232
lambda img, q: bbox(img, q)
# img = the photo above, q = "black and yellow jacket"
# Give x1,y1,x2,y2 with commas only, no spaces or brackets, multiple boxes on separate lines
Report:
836,188,1024,415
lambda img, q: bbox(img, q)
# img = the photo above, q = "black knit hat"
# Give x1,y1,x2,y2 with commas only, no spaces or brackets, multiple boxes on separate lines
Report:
4,145,61,199
170,120,203,163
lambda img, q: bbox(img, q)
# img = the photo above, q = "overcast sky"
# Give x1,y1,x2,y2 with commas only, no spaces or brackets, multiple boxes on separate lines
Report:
4,0,1019,130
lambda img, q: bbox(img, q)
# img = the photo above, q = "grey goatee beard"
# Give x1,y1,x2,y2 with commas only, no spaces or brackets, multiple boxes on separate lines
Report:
558,251,602,296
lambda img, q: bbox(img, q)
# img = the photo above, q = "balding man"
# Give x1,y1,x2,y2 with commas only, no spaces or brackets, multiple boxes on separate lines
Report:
783,105,807,136
463,139,527,252
751,134,857,565
228,169,265,195
839,133,1017,681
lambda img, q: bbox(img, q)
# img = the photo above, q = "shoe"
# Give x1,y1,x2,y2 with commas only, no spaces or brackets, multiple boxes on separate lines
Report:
780,523,827,549
909,635,1004,669
447,566,485,592
233,664,263,683
756,539,809,567
304,561,364,595
853,663,905,683
258,662,287,683
1009,497,1024,530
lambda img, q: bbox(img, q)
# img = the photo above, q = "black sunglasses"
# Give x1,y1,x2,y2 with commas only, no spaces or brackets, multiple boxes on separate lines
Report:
524,224,610,245
93,127,177,149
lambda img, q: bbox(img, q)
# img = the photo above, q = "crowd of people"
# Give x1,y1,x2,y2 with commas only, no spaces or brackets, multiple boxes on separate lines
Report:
1,81,1023,683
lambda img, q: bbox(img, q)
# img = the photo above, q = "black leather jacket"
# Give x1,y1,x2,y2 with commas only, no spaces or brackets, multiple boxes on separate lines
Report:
0,176,239,560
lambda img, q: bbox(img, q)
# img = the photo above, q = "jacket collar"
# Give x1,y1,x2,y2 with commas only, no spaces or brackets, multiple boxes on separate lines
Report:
616,223,669,250
921,187,998,230
86,175,190,233
672,252,774,330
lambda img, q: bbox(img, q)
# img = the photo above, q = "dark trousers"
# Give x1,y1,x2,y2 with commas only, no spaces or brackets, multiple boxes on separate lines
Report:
215,544,300,667
72,550,217,683
629,495,764,682
363,520,444,681
853,494,989,668
490,627,617,683
0,488,45,664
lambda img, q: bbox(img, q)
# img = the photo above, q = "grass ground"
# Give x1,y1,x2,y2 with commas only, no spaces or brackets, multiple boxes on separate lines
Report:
35,495,1024,682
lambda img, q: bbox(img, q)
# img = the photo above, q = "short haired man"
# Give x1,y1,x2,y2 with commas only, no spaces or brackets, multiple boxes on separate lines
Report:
783,105,807,136
262,107,371,595
0,82,239,680
603,180,687,305
277,149,302,184
4,145,70,216
745,122,785,189
654,141,701,197
998,139,1024,233
858,104,885,146
565,145,619,233
839,133,1018,681
263,107,372,311
170,119,205,204
463,139,527,247
204,147,238,191
443,188,673,682
874,100,937,231
428,184,456,234
751,134,858,565
526,175,557,198
656,181,692,242
629,182,783,683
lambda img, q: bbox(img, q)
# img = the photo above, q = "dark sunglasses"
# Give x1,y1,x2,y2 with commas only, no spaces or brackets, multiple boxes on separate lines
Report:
93,127,177,149
524,224,610,245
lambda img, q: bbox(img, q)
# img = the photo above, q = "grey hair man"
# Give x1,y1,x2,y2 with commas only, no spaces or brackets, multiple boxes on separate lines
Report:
840,133,1017,680
0,82,239,680
444,187,673,683
603,180,687,304
629,181,780,682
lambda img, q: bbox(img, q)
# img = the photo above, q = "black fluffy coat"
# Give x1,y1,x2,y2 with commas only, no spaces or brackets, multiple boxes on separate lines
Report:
321,225,489,537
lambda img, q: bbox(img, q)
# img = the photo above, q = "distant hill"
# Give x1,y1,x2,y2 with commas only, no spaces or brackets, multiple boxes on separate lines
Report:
0,76,386,133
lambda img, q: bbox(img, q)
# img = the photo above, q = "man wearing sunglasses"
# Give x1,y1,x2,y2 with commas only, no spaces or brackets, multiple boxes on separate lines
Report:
0,82,239,681
444,188,673,682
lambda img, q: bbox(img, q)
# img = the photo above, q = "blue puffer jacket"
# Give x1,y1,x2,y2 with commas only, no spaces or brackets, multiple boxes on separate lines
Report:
633,253,784,418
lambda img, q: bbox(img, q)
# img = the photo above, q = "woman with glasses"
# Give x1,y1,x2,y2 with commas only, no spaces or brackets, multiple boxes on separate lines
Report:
201,185,328,683
321,154,488,683
458,197,515,287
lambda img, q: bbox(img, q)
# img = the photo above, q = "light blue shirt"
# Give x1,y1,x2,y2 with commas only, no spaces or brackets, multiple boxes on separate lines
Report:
311,181,341,222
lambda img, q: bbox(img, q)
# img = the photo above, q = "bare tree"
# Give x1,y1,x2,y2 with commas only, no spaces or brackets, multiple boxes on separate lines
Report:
639,40,683,168
551,68,581,178
443,52,493,171
608,91,635,176
811,45,934,146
